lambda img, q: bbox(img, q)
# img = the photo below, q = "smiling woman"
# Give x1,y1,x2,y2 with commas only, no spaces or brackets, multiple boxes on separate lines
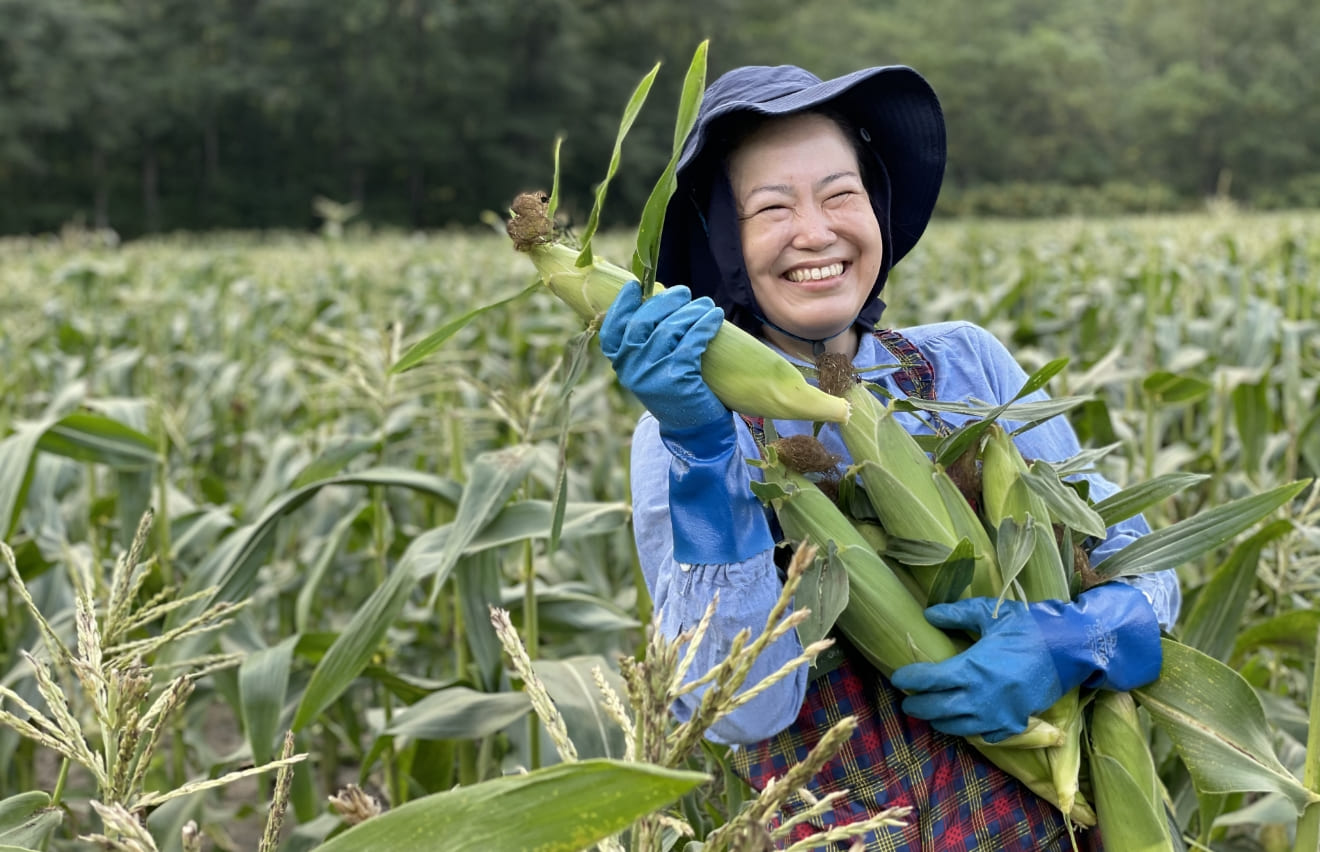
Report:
596,63,1183,851
729,112,885,358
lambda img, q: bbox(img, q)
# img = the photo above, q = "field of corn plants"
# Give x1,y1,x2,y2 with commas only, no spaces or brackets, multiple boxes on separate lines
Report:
1,205,1319,851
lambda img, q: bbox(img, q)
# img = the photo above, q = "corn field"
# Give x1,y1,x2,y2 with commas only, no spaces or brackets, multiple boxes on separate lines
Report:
1,207,1319,850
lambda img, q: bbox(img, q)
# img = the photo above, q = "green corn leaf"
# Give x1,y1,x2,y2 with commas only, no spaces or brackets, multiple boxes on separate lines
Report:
1133,639,1320,815
1142,371,1212,405
291,561,415,732
634,40,708,296
793,540,850,647
1181,520,1293,662
927,538,976,606
385,687,532,741
423,444,539,607
576,62,661,262
456,550,503,692
1093,472,1210,528
390,282,540,374
313,759,707,852
165,468,462,662
35,411,156,469
1094,480,1308,580
239,636,298,765
0,423,44,539
0,794,49,834
1022,460,1108,539
993,518,1036,605
1232,608,1320,661
525,656,630,761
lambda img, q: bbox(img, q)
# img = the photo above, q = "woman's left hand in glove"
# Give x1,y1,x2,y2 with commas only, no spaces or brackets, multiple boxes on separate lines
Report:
889,582,1162,743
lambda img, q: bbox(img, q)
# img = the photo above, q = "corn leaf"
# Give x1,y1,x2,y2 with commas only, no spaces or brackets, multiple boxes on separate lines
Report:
1133,639,1320,815
456,551,504,692
390,282,540,374
314,759,707,852
385,687,532,741
927,538,976,606
239,635,298,765
1094,480,1308,579
35,411,156,470
1181,520,1293,662
0,422,57,539
1022,461,1108,539
424,444,538,608
165,467,462,659
1092,472,1210,528
1142,371,1212,405
634,40,708,296
1232,608,1320,661
575,62,661,263
793,540,850,647
291,559,415,731
528,656,629,761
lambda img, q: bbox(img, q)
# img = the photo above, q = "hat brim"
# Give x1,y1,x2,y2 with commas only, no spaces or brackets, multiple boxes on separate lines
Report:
675,65,944,264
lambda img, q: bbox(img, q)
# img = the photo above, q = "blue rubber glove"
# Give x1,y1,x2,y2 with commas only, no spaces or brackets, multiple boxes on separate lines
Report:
600,281,773,565
889,583,1162,742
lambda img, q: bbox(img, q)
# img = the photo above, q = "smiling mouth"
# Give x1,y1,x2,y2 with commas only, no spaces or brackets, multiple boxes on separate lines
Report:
785,262,845,283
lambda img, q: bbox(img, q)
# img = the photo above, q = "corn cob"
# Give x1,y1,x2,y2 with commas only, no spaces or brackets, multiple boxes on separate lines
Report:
507,196,850,424
838,381,1002,600
1089,691,1178,851
979,423,1088,818
754,450,1095,824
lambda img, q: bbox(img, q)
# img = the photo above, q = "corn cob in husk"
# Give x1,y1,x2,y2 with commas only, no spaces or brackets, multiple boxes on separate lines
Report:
507,193,850,424
754,449,1095,825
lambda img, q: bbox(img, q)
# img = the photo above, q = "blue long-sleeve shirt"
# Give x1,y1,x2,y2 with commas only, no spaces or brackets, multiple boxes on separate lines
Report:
630,321,1182,745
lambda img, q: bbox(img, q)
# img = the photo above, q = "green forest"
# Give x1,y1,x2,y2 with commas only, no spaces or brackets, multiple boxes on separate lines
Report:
3,0,1320,237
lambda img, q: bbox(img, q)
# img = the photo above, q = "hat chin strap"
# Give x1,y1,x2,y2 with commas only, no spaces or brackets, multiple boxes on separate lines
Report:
753,311,855,358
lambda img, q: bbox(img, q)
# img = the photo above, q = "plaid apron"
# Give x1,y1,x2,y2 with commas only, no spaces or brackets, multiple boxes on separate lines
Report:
735,329,1103,851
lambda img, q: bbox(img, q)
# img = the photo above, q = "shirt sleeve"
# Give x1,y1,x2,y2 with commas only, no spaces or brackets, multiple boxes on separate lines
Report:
630,413,808,744
921,323,1183,630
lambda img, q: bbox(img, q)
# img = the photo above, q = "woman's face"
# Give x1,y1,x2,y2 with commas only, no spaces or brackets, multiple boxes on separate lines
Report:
728,112,884,358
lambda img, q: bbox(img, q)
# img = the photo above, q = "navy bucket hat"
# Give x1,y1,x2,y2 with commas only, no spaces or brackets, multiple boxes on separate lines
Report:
657,64,946,338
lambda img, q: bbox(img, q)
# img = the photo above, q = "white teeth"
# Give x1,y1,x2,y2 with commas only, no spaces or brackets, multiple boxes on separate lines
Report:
787,263,844,283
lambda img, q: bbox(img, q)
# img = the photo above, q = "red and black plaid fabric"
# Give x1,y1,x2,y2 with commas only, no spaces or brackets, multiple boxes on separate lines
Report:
730,654,1102,851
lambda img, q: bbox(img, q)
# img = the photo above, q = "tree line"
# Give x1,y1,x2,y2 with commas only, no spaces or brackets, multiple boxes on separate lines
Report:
3,0,1318,238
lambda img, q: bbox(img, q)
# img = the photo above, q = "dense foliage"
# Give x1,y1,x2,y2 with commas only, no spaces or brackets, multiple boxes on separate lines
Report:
4,0,1320,237
1,212,1318,848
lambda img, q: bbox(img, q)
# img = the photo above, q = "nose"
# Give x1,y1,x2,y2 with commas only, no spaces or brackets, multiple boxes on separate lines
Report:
792,202,836,249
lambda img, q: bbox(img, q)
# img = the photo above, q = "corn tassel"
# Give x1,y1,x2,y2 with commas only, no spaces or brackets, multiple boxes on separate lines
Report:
509,216,850,424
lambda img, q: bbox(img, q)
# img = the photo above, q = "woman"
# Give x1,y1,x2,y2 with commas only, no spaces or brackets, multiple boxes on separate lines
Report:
599,64,1180,850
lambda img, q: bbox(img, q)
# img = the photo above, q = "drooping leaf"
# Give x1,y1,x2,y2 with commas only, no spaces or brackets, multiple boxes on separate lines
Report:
313,759,707,852
385,687,531,741
927,538,976,606
1180,520,1293,662
793,541,850,647
390,282,541,374
1094,480,1308,580
1133,639,1320,815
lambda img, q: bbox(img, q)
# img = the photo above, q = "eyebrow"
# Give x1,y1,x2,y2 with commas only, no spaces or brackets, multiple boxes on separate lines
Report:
742,171,861,203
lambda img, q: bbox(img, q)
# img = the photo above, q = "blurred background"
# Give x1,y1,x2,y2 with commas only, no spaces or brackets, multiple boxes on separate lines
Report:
3,0,1319,239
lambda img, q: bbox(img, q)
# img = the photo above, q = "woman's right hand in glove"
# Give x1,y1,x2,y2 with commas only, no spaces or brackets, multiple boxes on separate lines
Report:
600,281,771,565
599,280,729,434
